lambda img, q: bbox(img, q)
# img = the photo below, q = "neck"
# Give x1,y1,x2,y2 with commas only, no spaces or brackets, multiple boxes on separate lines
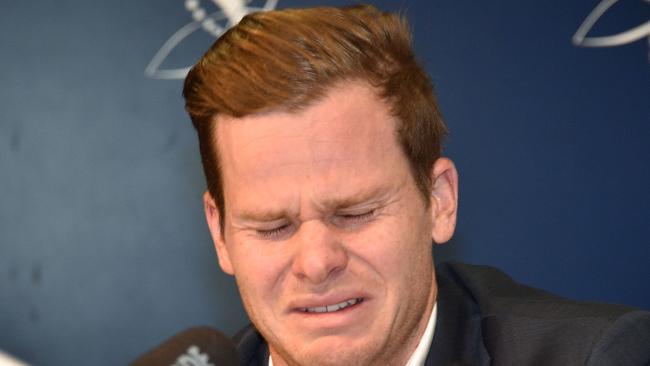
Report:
386,277,437,366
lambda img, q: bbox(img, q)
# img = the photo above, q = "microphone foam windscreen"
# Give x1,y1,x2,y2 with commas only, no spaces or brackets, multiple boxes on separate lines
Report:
130,326,238,366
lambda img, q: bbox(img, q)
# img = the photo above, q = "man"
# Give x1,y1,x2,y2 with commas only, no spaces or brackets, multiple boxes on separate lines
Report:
182,5,650,366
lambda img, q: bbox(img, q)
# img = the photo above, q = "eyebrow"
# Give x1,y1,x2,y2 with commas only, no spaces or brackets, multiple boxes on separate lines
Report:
316,184,393,212
235,208,294,223
234,184,396,224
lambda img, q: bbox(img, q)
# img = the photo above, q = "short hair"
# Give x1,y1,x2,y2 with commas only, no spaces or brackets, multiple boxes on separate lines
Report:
183,4,447,231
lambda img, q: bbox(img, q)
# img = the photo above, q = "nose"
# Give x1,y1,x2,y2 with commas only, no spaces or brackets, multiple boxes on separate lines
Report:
290,220,348,285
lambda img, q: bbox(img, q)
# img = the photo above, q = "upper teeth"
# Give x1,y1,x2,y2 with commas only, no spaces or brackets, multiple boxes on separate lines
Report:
303,298,361,313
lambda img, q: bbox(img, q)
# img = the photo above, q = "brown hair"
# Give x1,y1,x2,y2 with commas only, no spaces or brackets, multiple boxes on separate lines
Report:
183,4,447,230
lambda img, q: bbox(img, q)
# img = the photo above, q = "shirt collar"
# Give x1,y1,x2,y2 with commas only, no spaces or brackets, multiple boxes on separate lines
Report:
405,301,437,366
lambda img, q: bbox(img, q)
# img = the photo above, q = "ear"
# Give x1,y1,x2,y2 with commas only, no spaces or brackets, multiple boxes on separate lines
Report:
203,191,234,275
429,157,459,244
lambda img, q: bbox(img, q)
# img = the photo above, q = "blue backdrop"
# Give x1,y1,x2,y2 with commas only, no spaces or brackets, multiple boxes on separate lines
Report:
1,1,648,365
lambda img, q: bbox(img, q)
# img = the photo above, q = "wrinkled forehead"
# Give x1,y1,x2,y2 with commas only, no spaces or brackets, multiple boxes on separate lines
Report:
212,82,404,189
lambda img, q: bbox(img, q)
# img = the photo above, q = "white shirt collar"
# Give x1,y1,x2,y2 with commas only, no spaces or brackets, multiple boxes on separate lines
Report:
405,301,437,366
268,302,437,366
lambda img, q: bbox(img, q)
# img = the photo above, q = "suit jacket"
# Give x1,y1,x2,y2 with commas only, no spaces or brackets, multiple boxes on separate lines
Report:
233,262,650,366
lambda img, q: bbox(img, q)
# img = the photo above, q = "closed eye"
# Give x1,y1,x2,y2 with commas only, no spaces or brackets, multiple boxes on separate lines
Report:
341,210,375,220
333,209,377,227
256,224,291,240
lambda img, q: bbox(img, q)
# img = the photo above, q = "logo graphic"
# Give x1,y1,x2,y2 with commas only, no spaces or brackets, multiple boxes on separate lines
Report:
172,345,215,366
145,0,279,79
572,0,650,61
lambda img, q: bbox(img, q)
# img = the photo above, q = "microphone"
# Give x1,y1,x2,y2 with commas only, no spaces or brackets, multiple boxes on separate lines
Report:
130,327,238,366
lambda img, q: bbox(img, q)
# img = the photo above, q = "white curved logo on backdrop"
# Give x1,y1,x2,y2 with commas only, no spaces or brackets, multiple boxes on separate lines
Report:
573,0,650,62
145,0,279,79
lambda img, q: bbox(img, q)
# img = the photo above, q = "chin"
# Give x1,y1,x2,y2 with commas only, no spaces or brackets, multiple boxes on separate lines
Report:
274,336,380,366
286,350,370,366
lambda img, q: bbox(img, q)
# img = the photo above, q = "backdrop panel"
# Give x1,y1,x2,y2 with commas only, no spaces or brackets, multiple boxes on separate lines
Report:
1,1,648,365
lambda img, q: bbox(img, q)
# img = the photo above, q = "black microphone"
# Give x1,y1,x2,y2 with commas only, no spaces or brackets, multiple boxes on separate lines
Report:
130,327,238,366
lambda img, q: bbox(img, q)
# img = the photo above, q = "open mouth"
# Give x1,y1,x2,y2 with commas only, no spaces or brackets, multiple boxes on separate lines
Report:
299,298,364,313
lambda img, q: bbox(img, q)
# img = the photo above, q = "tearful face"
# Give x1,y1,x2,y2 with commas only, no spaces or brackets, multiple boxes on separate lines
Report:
206,82,440,366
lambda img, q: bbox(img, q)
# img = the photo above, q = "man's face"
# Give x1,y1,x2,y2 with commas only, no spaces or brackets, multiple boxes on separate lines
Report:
205,82,457,365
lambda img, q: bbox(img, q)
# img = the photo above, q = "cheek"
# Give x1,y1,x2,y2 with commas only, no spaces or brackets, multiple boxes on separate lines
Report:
355,220,426,277
367,215,433,285
229,242,289,302
231,251,283,331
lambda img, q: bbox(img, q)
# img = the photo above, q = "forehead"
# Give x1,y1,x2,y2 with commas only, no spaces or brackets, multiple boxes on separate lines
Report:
214,82,407,208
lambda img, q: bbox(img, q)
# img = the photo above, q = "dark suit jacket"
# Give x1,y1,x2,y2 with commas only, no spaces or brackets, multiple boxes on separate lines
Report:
233,262,650,366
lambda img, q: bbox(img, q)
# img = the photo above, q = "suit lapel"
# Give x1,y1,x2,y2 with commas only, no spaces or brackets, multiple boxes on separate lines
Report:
426,264,491,366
